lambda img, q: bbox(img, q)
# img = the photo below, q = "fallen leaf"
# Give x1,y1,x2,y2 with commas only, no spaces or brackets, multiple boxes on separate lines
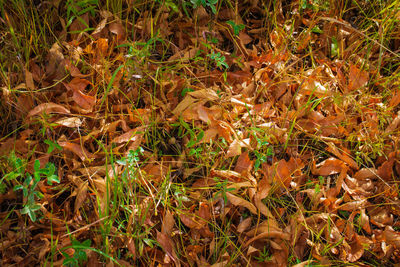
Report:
237,217,252,233
226,139,242,158
354,168,377,180
27,103,70,118
64,77,96,110
58,141,95,161
54,117,83,128
312,157,346,176
162,210,175,236
226,192,257,214
348,64,369,92
111,128,144,144
74,181,88,215
156,230,180,266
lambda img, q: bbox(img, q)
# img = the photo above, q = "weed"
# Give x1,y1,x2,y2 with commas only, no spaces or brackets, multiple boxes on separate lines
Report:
207,51,229,70
254,246,272,262
191,0,219,14
66,0,98,30
226,20,245,36
62,239,92,267
251,130,274,172
5,153,60,221
213,177,235,204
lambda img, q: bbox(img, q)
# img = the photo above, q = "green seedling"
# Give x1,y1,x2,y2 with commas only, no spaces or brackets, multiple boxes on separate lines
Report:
66,0,98,29
181,87,194,97
213,177,235,204
44,139,62,154
226,20,245,36
191,0,218,14
252,131,274,172
254,246,272,262
62,239,92,267
207,51,229,70
11,158,60,221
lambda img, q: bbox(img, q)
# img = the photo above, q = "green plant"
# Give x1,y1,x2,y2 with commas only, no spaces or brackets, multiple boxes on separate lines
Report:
191,0,218,14
177,118,205,158
62,239,92,267
6,155,60,221
251,131,274,172
207,51,229,70
254,246,272,262
61,236,121,266
66,0,98,30
226,20,245,36
213,177,234,204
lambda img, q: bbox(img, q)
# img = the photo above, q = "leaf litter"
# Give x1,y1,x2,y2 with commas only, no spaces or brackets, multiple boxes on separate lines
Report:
1,0,400,266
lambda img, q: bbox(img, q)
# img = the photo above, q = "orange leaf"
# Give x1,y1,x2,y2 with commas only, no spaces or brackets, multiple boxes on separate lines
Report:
348,65,369,92
64,77,95,110
312,158,346,176
234,151,253,174
226,139,242,158
58,141,95,161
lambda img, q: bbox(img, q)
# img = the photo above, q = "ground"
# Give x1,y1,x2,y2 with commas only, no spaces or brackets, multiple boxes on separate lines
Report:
1,0,400,266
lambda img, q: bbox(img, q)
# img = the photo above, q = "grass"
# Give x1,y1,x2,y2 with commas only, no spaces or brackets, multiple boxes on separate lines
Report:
1,0,400,265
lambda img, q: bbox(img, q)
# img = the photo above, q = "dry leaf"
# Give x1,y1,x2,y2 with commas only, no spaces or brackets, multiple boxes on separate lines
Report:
58,141,95,161
226,192,257,214
27,103,70,118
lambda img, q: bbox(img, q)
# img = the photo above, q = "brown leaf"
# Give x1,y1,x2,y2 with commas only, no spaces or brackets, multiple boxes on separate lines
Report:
312,157,346,176
162,210,175,236
226,192,257,214
271,158,303,188
54,117,83,128
226,139,242,158
210,169,243,183
345,235,364,262
111,127,144,144
64,77,95,110
327,142,359,170
27,103,70,118
359,209,371,234
46,42,65,79
354,168,377,180
339,199,367,211
74,181,88,215
156,230,180,266
244,230,290,247
385,111,400,134
58,141,95,161
383,226,400,247
179,212,202,229
198,202,211,221
188,88,219,101
172,95,197,115
234,151,253,174
377,156,395,181
348,64,369,92
293,261,315,267
109,22,126,42
65,59,88,78
25,69,35,90
69,13,89,40
389,90,400,108
253,196,279,228
237,217,252,233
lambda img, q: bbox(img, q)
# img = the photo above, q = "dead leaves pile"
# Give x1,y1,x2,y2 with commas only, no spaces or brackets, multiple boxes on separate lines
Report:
1,0,400,266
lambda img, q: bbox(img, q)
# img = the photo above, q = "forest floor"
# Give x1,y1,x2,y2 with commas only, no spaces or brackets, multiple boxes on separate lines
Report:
1,0,400,266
